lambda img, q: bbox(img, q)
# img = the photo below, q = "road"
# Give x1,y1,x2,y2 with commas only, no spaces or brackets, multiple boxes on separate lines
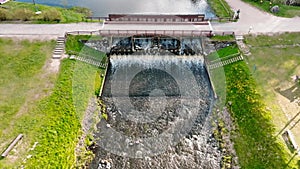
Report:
0,0,300,39
0,23,102,39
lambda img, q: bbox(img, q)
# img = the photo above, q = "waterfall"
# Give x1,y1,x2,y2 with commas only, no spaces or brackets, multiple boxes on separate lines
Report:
90,53,221,169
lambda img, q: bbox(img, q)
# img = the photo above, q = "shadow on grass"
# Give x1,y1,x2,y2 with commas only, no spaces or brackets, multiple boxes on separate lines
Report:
275,83,300,105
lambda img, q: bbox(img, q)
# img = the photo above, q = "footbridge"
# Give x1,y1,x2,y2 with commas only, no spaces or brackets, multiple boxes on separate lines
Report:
67,14,235,39
65,14,235,61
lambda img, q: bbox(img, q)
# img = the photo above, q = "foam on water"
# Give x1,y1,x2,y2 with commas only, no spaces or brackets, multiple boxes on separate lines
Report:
110,54,204,68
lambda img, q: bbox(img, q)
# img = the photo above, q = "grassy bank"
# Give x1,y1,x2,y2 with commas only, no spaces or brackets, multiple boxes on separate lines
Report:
0,38,56,168
242,0,300,17
208,38,299,168
24,59,99,168
244,33,300,167
23,35,108,167
0,1,92,23
65,34,108,67
210,35,235,41
224,61,296,168
0,37,107,168
207,44,239,61
207,0,234,18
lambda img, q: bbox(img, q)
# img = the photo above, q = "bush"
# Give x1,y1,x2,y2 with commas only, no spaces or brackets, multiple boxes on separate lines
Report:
0,8,7,21
42,9,62,22
13,9,33,21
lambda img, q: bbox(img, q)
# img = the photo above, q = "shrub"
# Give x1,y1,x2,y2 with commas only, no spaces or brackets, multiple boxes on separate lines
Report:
42,9,62,22
0,8,7,21
13,9,33,21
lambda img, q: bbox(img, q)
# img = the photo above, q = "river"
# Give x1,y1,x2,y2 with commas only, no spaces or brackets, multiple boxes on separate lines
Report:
17,0,215,17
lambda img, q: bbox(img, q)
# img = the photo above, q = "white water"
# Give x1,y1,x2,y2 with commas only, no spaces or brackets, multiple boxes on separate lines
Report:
110,54,204,68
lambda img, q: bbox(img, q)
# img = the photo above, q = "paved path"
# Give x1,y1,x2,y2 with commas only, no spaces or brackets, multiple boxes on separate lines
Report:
212,0,300,34
0,0,300,39
0,23,102,40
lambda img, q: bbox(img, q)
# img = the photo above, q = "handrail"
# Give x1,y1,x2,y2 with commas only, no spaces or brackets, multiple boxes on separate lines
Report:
65,30,235,38
206,17,235,22
209,52,240,63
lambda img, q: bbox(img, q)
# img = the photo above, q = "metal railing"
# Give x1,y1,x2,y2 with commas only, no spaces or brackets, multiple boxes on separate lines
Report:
209,52,241,63
65,30,235,37
84,16,109,22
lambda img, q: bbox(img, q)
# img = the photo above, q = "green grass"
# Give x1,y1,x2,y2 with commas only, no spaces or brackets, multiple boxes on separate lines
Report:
207,44,240,61
65,35,108,66
0,38,56,168
23,59,100,168
243,33,300,166
224,61,295,168
245,32,300,47
208,35,300,168
22,35,108,167
207,0,234,18
0,1,92,23
210,35,236,41
207,44,240,104
66,35,103,54
65,34,108,97
217,44,239,57
0,37,107,168
242,0,300,18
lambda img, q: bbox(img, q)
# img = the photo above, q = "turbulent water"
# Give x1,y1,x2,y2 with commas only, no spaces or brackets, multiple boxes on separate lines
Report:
88,54,221,169
17,0,215,17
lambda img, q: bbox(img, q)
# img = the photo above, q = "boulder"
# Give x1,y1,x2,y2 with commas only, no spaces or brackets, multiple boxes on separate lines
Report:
270,5,280,13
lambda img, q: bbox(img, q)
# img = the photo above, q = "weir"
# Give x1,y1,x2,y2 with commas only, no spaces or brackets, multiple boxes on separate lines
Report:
84,35,205,56
71,13,224,168
86,31,222,168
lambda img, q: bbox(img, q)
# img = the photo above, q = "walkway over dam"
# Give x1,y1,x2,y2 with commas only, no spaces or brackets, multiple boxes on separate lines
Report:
67,14,236,38
66,14,236,60
87,14,209,25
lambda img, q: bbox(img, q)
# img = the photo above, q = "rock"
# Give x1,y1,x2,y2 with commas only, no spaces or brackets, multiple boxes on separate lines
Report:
270,5,280,13
97,159,111,169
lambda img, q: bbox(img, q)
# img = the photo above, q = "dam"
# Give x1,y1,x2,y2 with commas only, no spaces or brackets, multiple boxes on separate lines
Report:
79,23,221,168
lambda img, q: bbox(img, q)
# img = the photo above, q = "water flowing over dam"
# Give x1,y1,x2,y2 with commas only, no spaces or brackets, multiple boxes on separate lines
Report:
89,47,222,168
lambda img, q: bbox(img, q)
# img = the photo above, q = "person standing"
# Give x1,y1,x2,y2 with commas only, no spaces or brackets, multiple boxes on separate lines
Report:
236,9,240,19
248,26,253,34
